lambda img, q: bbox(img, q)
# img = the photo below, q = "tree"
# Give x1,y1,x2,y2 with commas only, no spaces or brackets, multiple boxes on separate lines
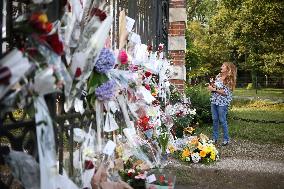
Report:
186,0,284,85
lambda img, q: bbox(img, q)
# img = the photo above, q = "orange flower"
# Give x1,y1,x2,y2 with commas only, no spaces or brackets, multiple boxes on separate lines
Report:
190,137,199,145
181,148,190,159
199,150,207,158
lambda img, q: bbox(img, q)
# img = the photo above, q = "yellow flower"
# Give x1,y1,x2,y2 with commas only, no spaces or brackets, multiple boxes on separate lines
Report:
184,127,195,134
116,145,123,157
168,145,176,154
38,14,48,23
181,148,190,159
198,143,206,151
205,146,211,153
210,151,216,161
199,150,207,158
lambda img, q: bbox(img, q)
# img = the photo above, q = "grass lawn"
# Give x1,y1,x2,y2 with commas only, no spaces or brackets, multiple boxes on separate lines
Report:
197,99,284,144
233,88,284,100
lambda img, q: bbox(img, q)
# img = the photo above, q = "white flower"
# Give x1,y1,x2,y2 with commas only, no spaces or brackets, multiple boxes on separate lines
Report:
189,109,196,115
191,152,201,163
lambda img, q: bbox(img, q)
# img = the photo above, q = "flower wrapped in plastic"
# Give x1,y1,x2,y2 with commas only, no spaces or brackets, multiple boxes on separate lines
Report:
0,49,31,100
2,148,40,189
123,128,161,169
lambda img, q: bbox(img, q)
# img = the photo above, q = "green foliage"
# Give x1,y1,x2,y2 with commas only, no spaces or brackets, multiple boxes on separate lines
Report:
169,85,182,104
185,84,211,124
158,125,170,154
233,88,284,101
186,0,284,80
197,98,284,144
174,116,195,138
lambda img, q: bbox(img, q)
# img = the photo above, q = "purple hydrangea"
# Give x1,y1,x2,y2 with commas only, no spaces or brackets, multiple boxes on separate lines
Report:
94,48,115,73
95,80,116,101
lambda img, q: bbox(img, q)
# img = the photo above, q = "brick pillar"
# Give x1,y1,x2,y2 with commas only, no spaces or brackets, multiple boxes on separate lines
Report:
168,0,187,92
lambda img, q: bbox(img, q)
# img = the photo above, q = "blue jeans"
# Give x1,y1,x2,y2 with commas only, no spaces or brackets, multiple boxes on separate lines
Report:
211,104,229,142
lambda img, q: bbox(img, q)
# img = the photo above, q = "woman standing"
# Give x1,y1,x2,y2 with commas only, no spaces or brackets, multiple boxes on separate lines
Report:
208,62,237,146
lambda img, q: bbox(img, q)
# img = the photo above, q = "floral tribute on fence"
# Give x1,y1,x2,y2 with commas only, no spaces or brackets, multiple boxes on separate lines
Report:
0,0,218,189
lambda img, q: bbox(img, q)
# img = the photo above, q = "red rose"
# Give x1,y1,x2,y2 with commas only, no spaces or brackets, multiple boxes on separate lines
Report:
84,160,94,170
30,13,41,22
91,8,107,22
127,172,133,177
158,44,164,51
75,68,82,78
159,175,165,183
46,34,64,55
147,45,153,52
144,84,151,90
144,71,152,77
141,116,149,125
44,22,53,33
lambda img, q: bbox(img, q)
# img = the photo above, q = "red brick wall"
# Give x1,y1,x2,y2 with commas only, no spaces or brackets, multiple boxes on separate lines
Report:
168,50,185,66
169,0,186,92
169,0,186,8
169,22,185,36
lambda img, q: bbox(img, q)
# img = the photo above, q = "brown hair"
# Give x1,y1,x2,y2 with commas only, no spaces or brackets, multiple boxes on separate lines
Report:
223,62,237,91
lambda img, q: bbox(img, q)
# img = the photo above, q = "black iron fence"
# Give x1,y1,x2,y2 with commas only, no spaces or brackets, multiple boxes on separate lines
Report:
106,0,169,50
0,0,170,180
236,76,284,89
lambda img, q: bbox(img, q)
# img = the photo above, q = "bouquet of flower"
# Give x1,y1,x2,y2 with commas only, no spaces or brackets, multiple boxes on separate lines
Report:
170,134,219,164
165,102,196,138
118,157,147,189
145,169,176,189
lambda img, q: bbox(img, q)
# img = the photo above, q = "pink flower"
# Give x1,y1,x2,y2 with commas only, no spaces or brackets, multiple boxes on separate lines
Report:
118,50,128,65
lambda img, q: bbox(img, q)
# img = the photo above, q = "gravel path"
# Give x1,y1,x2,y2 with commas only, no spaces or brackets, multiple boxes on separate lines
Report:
167,138,284,189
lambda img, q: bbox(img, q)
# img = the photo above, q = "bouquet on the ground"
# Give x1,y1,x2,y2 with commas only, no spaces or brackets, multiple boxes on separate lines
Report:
118,157,148,189
170,133,219,164
145,168,176,189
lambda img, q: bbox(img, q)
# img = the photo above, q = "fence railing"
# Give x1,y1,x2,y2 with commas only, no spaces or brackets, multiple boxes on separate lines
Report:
0,0,170,181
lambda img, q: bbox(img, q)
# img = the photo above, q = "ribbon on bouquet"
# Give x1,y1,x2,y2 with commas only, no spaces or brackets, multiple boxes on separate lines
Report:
35,97,78,189
95,99,104,152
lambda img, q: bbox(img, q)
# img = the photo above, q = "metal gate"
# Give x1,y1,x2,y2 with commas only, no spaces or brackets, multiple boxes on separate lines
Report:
0,0,169,181
106,0,169,50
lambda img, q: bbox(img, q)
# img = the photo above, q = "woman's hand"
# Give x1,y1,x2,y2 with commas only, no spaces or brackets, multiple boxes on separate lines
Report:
208,85,226,95
207,85,216,92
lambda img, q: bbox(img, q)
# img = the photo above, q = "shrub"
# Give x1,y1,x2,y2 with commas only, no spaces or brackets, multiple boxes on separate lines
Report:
185,84,212,124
